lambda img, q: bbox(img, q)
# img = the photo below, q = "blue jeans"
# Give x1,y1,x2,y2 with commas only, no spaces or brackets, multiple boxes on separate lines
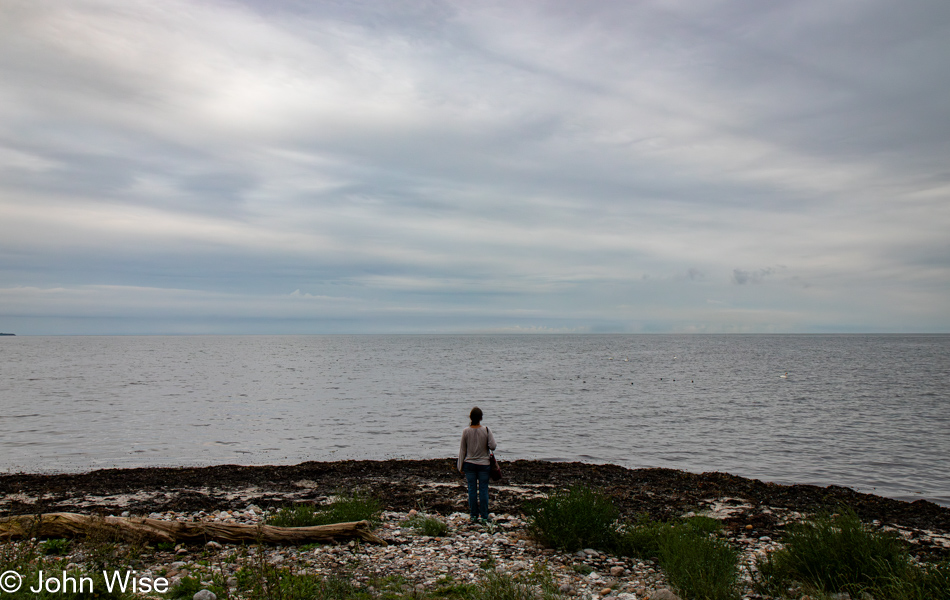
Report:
463,462,490,520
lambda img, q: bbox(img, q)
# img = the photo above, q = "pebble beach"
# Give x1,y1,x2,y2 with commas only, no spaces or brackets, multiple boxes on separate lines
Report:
2,460,949,599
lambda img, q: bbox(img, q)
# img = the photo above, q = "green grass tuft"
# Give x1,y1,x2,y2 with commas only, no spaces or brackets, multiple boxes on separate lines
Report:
753,508,950,600
236,564,367,600
40,538,71,555
469,568,562,600
403,514,449,537
267,490,383,528
525,485,619,552
615,515,739,600
657,522,741,600
755,509,907,597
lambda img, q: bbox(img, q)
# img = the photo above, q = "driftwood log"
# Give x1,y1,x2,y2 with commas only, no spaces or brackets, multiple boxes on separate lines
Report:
0,513,387,546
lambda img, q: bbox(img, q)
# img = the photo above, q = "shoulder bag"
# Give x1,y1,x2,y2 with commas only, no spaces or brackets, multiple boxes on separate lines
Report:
486,427,502,481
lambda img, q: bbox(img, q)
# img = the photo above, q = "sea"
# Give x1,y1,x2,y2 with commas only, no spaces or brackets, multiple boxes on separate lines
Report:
1,334,948,506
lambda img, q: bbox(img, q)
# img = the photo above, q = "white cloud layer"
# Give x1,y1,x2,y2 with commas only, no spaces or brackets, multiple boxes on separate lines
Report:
1,0,948,333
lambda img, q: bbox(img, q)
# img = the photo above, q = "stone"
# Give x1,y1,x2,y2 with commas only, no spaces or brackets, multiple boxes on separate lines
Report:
205,541,222,549
559,583,573,593
610,566,625,576
192,590,216,600
649,589,681,600
600,587,613,596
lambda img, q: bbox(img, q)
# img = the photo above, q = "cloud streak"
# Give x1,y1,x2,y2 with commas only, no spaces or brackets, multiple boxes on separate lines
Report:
1,0,948,333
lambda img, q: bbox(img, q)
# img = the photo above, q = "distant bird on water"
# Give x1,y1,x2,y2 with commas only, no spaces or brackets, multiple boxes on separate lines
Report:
779,372,788,378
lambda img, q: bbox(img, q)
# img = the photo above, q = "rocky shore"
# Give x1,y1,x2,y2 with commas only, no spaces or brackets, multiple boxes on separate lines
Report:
2,460,949,599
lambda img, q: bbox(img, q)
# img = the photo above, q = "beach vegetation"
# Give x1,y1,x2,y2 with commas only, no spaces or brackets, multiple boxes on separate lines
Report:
231,560,562,599
430,574,478,598
468,564,562,600
0,538,130,599
524,485,619,552
753,508,950,600
614,513,724,558
167,574,228,599
527,485,740,600
571,563,593,575
654,521,741,600
615,515,740,600
267,490,383,528
40,537,71,555
403,513,449,537
236,561,365,599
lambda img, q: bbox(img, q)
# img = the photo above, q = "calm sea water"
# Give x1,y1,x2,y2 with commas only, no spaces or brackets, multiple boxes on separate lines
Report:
1,335,948,505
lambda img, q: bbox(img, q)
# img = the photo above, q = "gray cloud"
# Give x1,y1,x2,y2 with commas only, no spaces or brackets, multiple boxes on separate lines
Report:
1,0,948,333
732,268,776,285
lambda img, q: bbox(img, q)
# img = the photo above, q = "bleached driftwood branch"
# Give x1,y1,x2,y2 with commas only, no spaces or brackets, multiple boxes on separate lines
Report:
0,513,386,546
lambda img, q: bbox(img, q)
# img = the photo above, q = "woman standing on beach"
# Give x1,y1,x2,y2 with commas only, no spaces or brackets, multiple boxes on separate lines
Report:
458,407,496,523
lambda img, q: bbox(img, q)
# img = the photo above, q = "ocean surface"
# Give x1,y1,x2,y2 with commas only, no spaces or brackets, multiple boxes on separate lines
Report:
1,334,948,506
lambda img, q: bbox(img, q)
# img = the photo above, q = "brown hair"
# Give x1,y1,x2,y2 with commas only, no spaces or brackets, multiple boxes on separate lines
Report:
470,406,483,426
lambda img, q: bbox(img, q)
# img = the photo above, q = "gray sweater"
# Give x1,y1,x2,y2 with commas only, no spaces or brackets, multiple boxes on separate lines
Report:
457,425,497,471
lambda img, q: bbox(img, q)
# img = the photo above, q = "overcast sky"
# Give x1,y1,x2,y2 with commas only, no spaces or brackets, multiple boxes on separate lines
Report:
1,0,949,334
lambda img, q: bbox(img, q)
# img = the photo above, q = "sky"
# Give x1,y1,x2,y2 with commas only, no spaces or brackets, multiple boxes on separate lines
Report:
1,0,949,335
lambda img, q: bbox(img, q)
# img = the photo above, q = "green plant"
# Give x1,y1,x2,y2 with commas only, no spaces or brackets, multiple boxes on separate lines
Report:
684,515,723,535
298,542,324,552
876,559,950,600
40,538,71,555
469,569,562,600
657,522,741,600
754,509,910,598
752,509,950,600
167,575,210,599
614,515,739,600
267,491,382,528
572,563,593,575
525,485,619,552
614,514,667,559
403,514,449,537
235,559,371,600
523,561,561,593
0,538,129,600
431,574,478,598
